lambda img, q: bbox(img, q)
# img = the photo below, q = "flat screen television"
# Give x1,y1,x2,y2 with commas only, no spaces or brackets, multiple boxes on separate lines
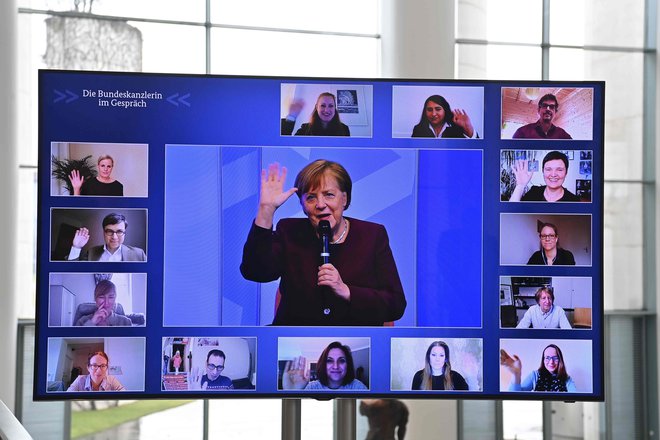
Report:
36,70,604,400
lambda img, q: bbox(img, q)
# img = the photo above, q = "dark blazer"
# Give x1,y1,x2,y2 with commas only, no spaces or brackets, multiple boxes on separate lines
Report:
77,244,147,261
411,123,472,138
240,217,406,325
281,119,350,136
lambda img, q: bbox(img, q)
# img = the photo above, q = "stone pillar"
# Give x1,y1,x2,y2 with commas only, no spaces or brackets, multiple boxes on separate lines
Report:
0,0,19,413
380,0,455,79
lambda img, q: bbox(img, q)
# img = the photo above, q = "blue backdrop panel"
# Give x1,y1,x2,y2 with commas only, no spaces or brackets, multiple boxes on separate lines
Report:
221,147,262,325
416,149,483,327
164,146,222,326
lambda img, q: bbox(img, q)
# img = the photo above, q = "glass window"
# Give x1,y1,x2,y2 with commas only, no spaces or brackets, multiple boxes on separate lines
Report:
130,22,206,74
550,0,645,48
211,0,379,34
550,402,586,438
71,400,205,439
459,401,499,439
603,182,644,310
457,0,542,44
551,48,644,181
19,0,206,23
455,1,653,439
17,13,47,167
17,168,37,319
456,43,541,79
210,28,379,77
302,400,333,440
16,3,381,439
17,324,68,438
607,316,644,437
208,400,281,438
17,14,45,320
357,400,458,439
503,401,543,439
548,47,587,79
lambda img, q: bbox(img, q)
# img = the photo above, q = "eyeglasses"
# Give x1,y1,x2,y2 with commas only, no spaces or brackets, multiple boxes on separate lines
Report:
544,356,560,363
104,229,125,237
207,363,225,371
89,364,108,370
539,103,557,110
539,234,557,240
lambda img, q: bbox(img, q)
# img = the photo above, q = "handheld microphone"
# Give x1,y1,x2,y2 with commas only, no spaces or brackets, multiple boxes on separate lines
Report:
318,220,331,265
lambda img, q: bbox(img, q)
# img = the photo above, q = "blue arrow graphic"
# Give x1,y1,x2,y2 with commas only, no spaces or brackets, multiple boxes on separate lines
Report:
65,90,79,103
167,93,180,106
178,93,191,107
167,92,191,107
53,89,66,103
54,89,79,104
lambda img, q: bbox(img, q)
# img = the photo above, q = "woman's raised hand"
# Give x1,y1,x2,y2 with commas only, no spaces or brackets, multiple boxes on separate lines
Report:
255,163,298,229
452,108,474,138
513,160,534,187
287,99,305,119
282,356,309,390
508,160,534,202
500,349,522,383
68,169,85,196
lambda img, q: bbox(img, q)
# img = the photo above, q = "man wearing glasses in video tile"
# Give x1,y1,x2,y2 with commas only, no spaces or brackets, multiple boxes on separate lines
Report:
67,213,146,261
513,94,572,139
188,350,234,390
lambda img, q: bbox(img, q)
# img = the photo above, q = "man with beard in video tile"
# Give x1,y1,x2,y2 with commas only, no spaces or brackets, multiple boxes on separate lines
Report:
513,94,572,139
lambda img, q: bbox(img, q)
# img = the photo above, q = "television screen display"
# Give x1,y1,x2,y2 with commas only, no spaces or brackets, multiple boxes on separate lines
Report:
36,71,604,400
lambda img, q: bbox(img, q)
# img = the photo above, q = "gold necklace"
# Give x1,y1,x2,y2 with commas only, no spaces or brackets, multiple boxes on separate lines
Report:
331,218,349,244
